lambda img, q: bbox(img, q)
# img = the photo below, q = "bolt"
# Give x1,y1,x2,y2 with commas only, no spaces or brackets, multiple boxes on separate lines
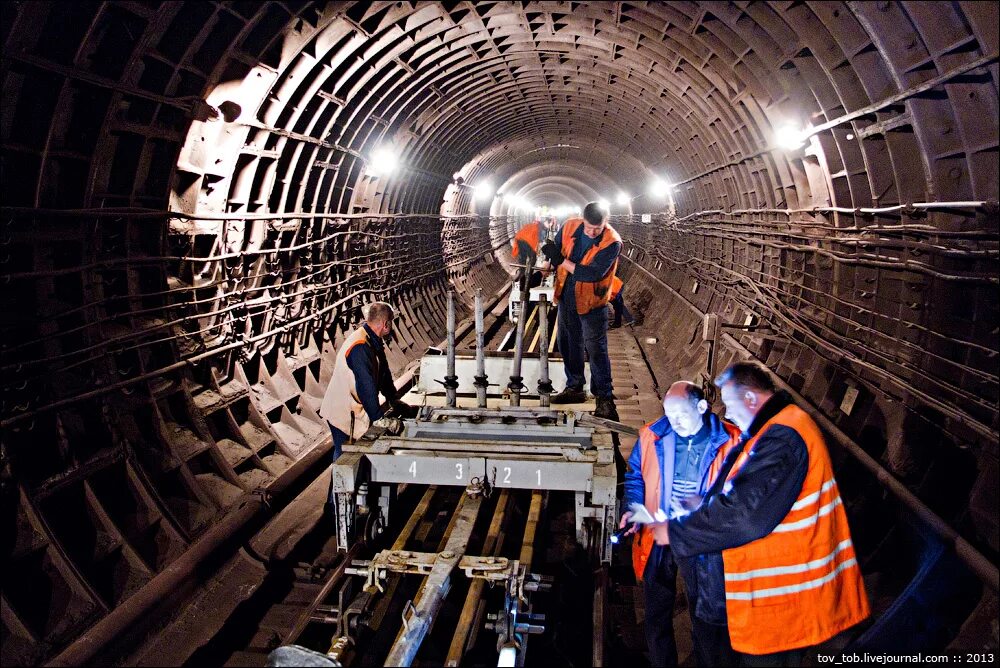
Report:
441,550,455,559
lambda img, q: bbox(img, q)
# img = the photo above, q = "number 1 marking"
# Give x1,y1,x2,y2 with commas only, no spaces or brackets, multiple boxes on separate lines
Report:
536,469,541,486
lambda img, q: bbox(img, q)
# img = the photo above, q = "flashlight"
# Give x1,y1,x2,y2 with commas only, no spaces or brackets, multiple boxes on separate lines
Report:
609,526,634,544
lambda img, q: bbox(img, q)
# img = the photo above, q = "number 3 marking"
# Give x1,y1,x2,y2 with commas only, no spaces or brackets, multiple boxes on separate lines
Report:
456,463,463,479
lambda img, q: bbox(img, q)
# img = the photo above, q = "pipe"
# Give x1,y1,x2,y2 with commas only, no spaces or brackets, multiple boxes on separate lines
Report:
537,295,552,407
445,291,458,408
474,289,488,408
508,288,528,407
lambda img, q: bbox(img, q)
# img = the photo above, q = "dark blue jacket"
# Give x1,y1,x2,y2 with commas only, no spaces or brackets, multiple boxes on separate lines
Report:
346,323,399,423
623,412,736,518
668,391,809,624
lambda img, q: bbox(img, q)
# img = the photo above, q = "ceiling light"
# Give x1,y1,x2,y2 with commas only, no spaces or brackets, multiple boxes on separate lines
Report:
598,198,610,211
648,177,671,198
474,181,494,199
616,191,630,206
775,123,806,150
366,147,398,177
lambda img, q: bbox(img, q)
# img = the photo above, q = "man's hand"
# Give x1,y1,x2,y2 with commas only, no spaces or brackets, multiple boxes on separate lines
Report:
652,521,670,546
540,239,563,266
559,259,575,274
619,511,639,536
372,417,404,435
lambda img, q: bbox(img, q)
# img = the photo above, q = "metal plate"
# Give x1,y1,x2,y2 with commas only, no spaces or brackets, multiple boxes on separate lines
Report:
486,459,593,492
368,454,486,485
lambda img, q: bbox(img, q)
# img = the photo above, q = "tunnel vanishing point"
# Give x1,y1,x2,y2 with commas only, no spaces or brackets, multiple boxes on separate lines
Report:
1,2,998,666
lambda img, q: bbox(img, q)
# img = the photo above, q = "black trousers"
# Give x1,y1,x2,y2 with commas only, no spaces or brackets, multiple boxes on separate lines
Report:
691,615,739,668
675,555,739,668
643,544,679,668
739,648,807,667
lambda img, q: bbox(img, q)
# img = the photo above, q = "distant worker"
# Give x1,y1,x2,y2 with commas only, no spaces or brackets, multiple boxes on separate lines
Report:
541,202,622,420
668,363,870,665
511,213,555,291
319,303,417,493
620,381,741,668
608,276,635,329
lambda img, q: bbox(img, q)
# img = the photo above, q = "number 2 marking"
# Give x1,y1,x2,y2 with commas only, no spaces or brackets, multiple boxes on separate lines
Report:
409,461,416,478
456,463,463,479
503,467,512,484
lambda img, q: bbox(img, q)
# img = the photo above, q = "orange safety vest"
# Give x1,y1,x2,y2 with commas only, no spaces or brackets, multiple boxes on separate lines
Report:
710,404,870,654
553,218,622,315
631,422,661,582
511,220,542,258
609,276,623,301
631,419,742,581
318,326,380,440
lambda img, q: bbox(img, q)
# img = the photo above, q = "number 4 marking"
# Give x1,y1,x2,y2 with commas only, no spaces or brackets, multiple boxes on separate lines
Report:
409,461,417,478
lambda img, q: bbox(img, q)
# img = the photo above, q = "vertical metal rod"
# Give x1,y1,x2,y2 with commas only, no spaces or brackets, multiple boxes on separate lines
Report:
445,291,458,408
536,295,552,407
474,289,488,408
508,288,528,407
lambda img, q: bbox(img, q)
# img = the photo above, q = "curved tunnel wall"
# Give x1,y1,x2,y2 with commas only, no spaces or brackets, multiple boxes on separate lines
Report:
1,1,997,663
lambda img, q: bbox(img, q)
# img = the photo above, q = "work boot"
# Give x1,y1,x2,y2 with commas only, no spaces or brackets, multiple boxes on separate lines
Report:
594,397,619,421
550,387,587,404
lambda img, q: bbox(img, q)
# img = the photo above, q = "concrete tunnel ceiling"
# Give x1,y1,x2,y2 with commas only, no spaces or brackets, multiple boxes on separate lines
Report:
1,1,999,664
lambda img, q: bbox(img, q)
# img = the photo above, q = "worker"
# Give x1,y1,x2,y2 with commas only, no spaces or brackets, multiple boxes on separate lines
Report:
620,381,742,668
668,362,870,666
319,302,417,494
540,202,622,420
511,213,555,291
608,276,635,329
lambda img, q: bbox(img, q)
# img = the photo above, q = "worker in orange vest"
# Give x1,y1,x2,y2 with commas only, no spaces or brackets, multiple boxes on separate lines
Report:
510,214,555,291
668,362,870,666
608,276,634,328
621,381,741,667
540,202,622,420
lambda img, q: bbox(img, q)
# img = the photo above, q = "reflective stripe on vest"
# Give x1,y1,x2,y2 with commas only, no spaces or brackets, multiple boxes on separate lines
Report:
719,404,870,654
553,218,622,315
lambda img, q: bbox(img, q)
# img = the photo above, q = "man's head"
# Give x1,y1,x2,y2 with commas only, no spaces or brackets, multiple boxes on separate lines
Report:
662,381,709,437
582,202,609,238
366,302,395,338
714,362,776,432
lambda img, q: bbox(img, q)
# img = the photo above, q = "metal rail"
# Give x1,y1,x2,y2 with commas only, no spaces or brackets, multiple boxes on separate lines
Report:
384,493,483,666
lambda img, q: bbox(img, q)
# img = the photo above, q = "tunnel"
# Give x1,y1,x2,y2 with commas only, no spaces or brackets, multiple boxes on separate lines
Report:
1,1,998,666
